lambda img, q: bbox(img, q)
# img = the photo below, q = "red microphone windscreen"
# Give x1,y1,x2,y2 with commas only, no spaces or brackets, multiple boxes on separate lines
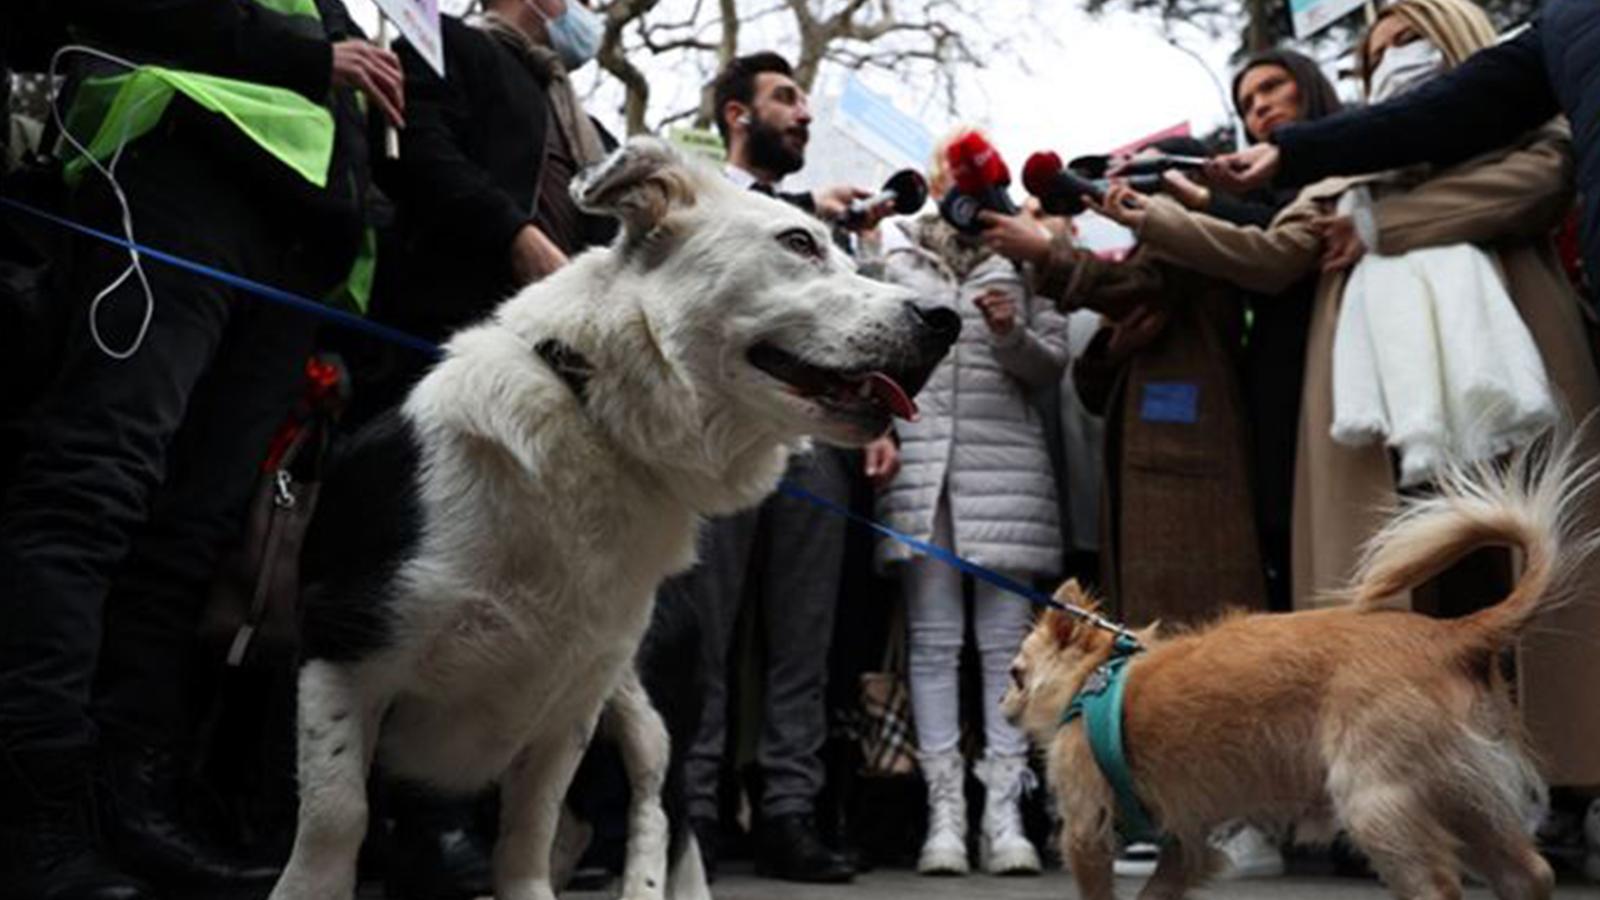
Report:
1022,151,1064,198
947,132,1010,194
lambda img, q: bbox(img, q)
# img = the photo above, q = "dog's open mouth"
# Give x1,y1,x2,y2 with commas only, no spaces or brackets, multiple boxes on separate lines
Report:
747,343,918,421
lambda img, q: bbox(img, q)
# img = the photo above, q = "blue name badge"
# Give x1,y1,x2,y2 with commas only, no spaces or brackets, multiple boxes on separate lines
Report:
1140,382,1199,424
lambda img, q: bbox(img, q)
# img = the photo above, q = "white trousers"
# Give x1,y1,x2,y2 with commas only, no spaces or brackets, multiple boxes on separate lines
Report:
903,493,1033,758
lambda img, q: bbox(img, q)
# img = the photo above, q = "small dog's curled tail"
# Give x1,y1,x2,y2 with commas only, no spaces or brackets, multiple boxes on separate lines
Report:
1349,425,1600,639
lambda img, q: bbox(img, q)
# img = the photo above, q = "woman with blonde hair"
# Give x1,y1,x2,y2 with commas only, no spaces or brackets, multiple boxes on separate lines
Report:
877,127,1069,877
1093,0,1600,837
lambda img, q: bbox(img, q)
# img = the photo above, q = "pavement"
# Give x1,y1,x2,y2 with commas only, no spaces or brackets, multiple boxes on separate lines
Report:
564,862,1600,899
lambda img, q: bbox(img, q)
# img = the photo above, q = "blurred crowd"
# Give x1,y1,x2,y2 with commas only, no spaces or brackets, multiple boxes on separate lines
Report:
2,0,1599,898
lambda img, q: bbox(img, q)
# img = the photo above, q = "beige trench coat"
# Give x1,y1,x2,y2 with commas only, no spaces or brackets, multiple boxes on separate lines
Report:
1137,123,1600,787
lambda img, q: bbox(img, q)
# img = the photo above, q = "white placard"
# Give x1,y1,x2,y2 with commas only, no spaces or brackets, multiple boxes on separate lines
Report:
1290,0,1368,39
373,0,443,76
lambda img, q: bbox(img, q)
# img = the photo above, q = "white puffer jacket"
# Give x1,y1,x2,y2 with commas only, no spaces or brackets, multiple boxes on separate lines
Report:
875,219,1070,575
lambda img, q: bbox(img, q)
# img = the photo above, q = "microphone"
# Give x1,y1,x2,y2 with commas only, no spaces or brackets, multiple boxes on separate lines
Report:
1022,151,1104,217
1110,153,1210,177
1072,152,1209,179
842,168,929,228
1022,152,1166,217
939,132,1018,234
948,131,1011,196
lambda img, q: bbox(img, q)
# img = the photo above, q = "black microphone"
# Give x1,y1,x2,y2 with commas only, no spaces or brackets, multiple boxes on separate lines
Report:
1022,152,1104,217
843,168,929,228
938,186,1018,233
1108,153,1211,177
1073,152,1209,179
1023,152,1167,216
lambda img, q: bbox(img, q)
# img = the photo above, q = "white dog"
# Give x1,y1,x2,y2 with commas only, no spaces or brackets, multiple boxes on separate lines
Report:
269,138,958,900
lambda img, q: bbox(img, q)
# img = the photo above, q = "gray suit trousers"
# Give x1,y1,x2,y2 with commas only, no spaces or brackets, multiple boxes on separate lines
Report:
678,446,852,820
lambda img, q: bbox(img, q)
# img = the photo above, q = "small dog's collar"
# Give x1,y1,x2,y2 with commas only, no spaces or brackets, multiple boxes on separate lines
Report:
1060,636,1159,843
535,338,595,404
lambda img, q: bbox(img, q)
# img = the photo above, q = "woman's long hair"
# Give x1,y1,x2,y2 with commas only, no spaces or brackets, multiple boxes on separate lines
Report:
1358,0,1498,92
1230,48,1344,144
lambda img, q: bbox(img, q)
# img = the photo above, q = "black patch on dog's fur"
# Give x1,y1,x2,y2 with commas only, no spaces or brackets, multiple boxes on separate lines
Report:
564,580,703,874
299,410,422,663
636,582,703,864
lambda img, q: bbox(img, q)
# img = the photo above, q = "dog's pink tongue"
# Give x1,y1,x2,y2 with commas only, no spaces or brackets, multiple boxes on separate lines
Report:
866,372,918,421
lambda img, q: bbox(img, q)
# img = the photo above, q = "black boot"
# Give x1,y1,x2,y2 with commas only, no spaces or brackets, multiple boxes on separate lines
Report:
0,746,154,900
754,813,855,884
382,785,494,900
98,739,281,889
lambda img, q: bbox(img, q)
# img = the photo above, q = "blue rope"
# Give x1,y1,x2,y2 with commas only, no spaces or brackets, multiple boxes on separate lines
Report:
0,195,443,358
2,192,1139,634
778,480,1138,637
776,480,1067,612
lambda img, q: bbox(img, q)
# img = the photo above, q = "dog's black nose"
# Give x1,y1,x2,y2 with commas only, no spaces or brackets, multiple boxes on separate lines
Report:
905,302,961,347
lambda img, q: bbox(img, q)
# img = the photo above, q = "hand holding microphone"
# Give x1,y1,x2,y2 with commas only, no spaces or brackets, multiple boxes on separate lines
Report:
1160,169,1212,210
1204,143,1280,192
840,168,929,230
1089,181,1151,230
977,209,1053,265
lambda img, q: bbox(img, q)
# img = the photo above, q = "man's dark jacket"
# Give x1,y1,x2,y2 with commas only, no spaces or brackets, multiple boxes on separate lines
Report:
55,0,377,288
375,16,617,341
1267,1,1598,291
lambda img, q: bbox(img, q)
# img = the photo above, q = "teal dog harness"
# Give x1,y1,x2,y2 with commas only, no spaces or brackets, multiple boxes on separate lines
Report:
1060,635,1159,843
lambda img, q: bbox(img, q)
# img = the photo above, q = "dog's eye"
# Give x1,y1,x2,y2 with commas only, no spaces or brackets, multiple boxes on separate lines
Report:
777,228,823,260
1011,666,1025,689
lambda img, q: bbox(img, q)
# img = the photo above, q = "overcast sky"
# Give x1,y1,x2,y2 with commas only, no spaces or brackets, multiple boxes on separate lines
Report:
346,0,1306,170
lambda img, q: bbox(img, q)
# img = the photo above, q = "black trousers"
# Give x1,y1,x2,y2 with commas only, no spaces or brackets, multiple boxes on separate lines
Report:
0,130,322,752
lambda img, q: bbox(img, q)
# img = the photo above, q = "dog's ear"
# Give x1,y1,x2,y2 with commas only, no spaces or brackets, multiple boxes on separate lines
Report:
1043,608,1077,648
1054,578,1091,610
572,137,698,236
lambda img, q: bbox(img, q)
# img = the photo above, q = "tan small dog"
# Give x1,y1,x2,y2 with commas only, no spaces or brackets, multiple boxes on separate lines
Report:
1002,439,1596,900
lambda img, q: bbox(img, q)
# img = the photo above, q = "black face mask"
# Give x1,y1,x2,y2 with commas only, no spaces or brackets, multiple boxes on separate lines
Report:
746,112,806,178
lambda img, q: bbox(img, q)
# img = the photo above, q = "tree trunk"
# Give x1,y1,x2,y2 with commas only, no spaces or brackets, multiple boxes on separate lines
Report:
1244,0,1274,54
694,0,741,130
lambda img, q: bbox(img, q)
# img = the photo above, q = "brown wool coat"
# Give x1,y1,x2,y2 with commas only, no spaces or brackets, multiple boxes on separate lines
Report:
1035,245,1267,628
1137,122,1600,787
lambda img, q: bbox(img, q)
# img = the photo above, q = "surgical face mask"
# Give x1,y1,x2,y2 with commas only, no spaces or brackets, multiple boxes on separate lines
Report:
1368,39,1445,104
528,0,603,70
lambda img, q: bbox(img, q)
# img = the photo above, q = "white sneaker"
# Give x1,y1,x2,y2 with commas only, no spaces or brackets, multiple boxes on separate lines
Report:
1584,798,1600,883
974,754,1042,875
917,750,969,875
1212,824,1285,880
1112,841,1160,877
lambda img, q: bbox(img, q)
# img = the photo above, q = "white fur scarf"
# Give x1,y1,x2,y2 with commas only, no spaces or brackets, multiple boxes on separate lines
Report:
1330,240,1557,487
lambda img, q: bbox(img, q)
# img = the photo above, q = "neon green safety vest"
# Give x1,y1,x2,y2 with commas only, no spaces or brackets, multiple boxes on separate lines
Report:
62,0,377,312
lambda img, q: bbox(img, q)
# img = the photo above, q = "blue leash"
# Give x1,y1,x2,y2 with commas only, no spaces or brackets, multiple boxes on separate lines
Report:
1,193,1140,632
780,480,1092,619
0,195,443,357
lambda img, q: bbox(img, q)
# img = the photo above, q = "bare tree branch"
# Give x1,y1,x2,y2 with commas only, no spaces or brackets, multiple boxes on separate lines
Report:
594,0,1008,135
596,0,664,134
657,104,705,128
